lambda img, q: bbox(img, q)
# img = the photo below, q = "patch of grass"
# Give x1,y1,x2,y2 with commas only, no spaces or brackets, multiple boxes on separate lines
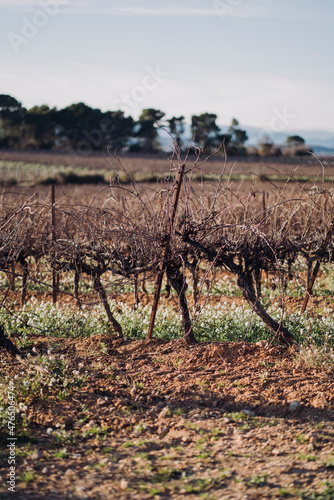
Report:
298,454,317,462
15,444,34,458
122,441,134,448
52,430,76,446
53,448,68,458
196,436,207,450
183,477,213,493
173,357,184,368
161,454,176,461
151,468,182,483
296,433,307,444
324,456,334,469
225,411,249,421
84,425,109,438
172,408,184,416
277,488,292,497
135,452,150,460
18,471,35,483
301,483,334,499
247,473,269,486
149,488,162,496
101,446,114,454
295,340,334,373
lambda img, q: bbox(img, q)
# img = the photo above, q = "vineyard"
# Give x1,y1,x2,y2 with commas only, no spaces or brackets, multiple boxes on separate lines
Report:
0,150,334,499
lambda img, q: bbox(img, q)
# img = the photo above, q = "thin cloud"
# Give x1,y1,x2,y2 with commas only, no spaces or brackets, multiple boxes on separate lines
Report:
0,0,299,20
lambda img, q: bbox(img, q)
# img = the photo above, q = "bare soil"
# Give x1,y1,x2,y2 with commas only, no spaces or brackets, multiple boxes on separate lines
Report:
0,332,333,500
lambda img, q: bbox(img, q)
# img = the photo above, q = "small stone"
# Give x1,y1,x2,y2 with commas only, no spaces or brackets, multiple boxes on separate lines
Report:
158,407,170,419
30,451,40,460
222,417,233,424
86,420,96,428
290,400,302,412
41,467,48,474
191,413,201,419
64,469,75,477
305,432,317,443
120,479,128,490
97,398,106,406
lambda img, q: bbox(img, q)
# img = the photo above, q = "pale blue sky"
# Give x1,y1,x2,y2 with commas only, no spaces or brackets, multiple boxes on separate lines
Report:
1,0,334,132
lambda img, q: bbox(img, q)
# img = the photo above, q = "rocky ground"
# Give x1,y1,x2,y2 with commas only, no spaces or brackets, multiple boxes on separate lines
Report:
0,334,333,500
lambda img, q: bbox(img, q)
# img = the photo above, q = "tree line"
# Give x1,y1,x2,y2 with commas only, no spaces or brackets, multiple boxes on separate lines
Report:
0,94,309,156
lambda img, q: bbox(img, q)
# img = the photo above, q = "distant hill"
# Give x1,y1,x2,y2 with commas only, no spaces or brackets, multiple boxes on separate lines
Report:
310,145,334,156
243,126,334,153
159,124,334,155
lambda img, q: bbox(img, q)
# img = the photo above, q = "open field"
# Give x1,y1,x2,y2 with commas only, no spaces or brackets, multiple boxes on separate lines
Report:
0,151,334,499
1,150,334,189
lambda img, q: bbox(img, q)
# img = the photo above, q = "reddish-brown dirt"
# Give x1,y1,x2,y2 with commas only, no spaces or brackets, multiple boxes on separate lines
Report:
0,333,333,499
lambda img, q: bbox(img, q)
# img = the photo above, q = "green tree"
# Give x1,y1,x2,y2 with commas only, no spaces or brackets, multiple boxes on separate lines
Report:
191,113,228,152
167,115,185,149
0,95,24,121
136,108,165,153
0,95,26,148
56,102,103,149
285,135,311,156
99,110,134,152
24,105,57,149
286,135,305,147
227,118,248,155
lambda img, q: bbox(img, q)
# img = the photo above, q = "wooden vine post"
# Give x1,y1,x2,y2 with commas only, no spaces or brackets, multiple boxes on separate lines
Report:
51,185,57,304
147,161,186,339
262,191,269,284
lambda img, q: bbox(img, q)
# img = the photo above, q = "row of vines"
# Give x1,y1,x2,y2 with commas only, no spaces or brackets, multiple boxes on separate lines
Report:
1,149,334,356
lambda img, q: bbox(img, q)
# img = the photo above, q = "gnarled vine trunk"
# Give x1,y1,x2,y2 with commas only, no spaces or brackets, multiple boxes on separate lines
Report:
93,273,123,338
166,265,196,344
